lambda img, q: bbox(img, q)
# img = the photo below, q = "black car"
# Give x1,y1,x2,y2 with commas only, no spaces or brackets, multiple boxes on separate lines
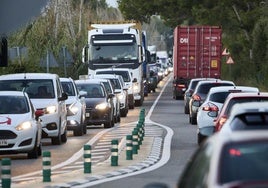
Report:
75,79,115,128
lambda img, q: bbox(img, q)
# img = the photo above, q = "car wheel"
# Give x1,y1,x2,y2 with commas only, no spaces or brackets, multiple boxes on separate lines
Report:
83,124,87,134
28,136,39,159
197,133,206,145
184,106,189,114
74,125,83,136
192,117,197,125
104,121,112,128
189,115,192,124
52,131,62,145
61,128,67,143
120,109,128,117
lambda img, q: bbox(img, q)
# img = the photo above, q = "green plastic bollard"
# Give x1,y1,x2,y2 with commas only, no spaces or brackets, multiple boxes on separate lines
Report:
1,158,11,188
84,145,92,173
111,139,118,166
42,151,51,182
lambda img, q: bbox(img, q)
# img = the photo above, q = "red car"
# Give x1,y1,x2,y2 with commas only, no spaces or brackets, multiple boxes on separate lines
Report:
214,92,268,132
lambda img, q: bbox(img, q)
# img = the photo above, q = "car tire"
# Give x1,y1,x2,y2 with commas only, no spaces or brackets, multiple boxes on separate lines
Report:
74,125,83,136
184,106,189,114
197,133,206,145
28,136,39,159
61,128,67,143
104,121,112,128
52,131,62,145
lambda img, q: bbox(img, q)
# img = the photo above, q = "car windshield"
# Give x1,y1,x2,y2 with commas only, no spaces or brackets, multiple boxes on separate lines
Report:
61,81,75,96
0,96,29,114
220,141,268,183
0,79,55,99
226,97,268,116
76,83,105,98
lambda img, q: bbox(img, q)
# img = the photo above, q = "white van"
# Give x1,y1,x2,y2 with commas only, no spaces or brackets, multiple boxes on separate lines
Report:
0,73,68,145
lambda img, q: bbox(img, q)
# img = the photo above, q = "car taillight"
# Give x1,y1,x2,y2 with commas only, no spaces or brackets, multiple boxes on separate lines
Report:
218,115,228,129
202,102,219,112
192,94,201,101
177,84,186,88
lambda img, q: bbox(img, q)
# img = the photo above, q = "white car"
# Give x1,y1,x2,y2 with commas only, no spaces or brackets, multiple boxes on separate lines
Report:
197,86,259,144
60,77,86,136
0,73,68,145
0,91,43,158
92,74,129,117
95,68,135,109
220,101,268,134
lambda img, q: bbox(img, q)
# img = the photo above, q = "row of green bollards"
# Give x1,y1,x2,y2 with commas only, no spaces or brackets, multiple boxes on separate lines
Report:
0,109,146,186
126,108,146,161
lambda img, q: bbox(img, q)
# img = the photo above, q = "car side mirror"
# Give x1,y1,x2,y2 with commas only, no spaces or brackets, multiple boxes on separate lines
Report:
35,109,44,120
108,93,115,98
59,92,68,101
132,78,137,83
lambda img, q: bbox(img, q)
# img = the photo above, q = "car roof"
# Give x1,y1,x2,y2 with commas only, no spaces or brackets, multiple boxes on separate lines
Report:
0,91,27,97
90,78,111,83
207,86,259,94
75,79,103,84
92,74,121,79
226,92,268,100
59,77,74,82
196,79,234,86
0,73,59,79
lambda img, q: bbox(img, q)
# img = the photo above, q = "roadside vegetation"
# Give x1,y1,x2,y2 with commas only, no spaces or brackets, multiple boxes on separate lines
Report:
1,0,267,90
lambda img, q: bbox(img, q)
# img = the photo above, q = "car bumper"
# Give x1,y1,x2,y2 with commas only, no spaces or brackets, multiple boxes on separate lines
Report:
0,128,37,153
84,108,111,125
198,126,215,137
40,113,64,138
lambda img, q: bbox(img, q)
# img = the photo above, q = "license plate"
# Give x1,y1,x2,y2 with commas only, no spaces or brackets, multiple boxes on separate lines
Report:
0,140,8,146
86,113,90,117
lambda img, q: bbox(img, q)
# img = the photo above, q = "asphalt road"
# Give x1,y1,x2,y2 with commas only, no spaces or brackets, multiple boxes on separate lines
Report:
0,73,198,188
92,75,198,188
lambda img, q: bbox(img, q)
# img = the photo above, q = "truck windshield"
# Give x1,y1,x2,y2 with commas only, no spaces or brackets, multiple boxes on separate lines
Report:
89,44,138,61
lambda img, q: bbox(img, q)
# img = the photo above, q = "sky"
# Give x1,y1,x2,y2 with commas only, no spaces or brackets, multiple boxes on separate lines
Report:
106,0,118,8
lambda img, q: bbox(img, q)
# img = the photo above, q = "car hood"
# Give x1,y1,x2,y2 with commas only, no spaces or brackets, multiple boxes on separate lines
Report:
30,98,58,109
85,98,106,108
0,113,31,127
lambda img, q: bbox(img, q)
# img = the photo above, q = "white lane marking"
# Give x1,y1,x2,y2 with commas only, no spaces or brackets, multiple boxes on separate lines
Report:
75,76,174,187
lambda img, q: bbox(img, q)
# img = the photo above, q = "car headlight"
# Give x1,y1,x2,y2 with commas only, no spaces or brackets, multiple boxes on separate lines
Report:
133,83,139,93
45,105,57,114
68,103,79,115
118,93,124,100
158,72,163,76
16,121,32,131
95,102,109,110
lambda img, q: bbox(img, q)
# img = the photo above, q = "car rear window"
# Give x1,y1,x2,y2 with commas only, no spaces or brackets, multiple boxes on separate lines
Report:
209,92,231,103
220,141,268,183
197,83,234,94
226,97,268,116
229,113,268,130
